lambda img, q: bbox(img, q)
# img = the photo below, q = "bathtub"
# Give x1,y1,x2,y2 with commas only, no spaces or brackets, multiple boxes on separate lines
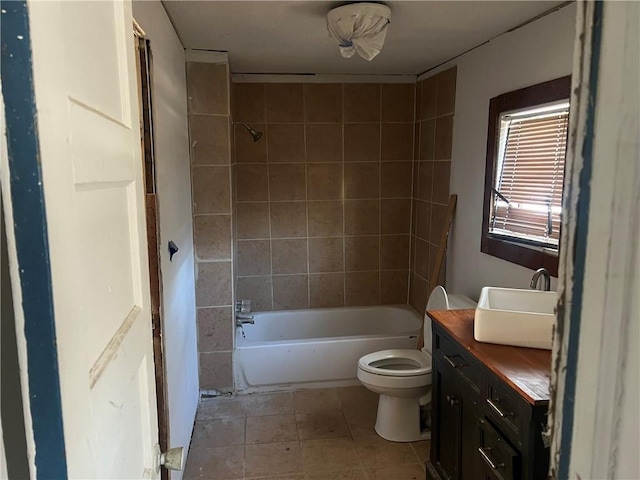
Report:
234,305,421,393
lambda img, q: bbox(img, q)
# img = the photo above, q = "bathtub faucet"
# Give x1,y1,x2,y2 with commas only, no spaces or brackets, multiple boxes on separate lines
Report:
236,313,254,326
236,313,254,339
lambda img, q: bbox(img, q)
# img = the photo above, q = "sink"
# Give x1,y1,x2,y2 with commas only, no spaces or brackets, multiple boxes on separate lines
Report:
474,287,556,350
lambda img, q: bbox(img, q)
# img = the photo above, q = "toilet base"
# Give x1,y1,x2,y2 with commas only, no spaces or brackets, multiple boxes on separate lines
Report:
374,394,430,442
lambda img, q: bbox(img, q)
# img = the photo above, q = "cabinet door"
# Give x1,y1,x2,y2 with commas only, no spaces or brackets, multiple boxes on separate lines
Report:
434,366,461,479
460,393,482,480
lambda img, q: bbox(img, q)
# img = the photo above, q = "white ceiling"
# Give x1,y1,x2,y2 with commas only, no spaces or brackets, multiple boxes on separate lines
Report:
163,1,567,76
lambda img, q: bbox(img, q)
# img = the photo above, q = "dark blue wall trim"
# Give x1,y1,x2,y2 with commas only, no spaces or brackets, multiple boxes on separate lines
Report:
558,2,604,478
1,2,68,478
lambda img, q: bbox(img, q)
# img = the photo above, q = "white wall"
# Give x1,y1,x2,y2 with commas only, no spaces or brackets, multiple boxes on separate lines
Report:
132,2,199,477
440,4,577,299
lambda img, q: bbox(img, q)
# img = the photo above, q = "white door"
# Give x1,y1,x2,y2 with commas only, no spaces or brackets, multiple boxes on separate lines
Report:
27,1,159,478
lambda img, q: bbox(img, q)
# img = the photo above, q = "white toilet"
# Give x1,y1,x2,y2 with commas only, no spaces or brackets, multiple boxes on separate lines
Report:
357,286,476,442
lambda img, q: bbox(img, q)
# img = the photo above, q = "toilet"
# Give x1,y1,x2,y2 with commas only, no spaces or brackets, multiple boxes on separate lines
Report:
357,286,476,442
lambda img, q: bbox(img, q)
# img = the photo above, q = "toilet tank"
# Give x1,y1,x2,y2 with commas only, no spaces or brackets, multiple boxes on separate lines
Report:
422,286,476,353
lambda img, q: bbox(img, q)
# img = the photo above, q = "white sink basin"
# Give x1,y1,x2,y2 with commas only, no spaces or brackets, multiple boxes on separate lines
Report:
474,287,556,350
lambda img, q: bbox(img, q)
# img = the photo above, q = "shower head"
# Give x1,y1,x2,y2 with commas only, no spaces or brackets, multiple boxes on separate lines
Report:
235,121,263,142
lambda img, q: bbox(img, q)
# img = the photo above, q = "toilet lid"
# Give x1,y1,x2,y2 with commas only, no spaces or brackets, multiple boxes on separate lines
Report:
358,349,432,377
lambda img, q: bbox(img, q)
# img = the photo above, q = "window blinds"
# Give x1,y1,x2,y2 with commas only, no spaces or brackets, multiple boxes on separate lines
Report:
490,107,569,246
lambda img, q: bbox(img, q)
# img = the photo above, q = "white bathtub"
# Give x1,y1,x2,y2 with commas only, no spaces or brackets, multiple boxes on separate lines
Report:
234,305,421,393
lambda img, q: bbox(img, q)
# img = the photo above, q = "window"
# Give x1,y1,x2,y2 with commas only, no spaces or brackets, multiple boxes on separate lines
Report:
482,76,571,276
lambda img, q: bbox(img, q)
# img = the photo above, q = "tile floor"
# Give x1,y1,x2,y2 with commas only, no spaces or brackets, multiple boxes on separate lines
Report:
184,386,430,480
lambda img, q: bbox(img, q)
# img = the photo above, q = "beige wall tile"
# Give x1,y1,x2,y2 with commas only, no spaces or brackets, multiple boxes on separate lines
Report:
270,201,307,238
196,261,232,307
430,203,448,246
309,273,345,308
409,273,428,314
235,164,268,201
304,84,343,123
346,272,380,306
236,202,270,239
419,119,435,161
194,215,232,260
432,161,451,204
269,163,306,201
345,236,379,271
192,166,230,214
236,276,273,311
344,124,380,163
414,237,430,279
345,200,379,235
199,351,233,390
436,67,457,116
234,83,265,123
380,235,410,270
189,115,230,165
306,124,343,163
236,240,271,276
381,162,412,198
381,123,413,161
382,84,415,123
380,270,409,305
187,62,228,115
197,307,233,352
235,123,267,163
416,161,433,202
343,84,381,123
308,201,344,237
273,275,309,310
434,115,454,160
415,201,431,240
419,76,437,121
308,237,344,273
344,163,380,200
272,239,308,274
265,84,304,123
267,124,305,163
381,199,411,234
307,163,343,200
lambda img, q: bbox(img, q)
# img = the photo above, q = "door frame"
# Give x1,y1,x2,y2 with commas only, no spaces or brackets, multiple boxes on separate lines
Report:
0,1,67,477
134,27,170,480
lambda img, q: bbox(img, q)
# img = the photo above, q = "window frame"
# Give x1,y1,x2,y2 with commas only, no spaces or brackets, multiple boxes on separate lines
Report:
481,75,571,276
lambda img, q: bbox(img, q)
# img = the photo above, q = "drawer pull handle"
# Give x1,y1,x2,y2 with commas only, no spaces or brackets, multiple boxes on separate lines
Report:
487,398,513,418
443,353,463,368
478,447,504,470
446,395,459,406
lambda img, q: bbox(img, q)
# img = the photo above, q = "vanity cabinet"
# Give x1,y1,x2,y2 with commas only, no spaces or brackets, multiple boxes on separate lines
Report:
426,310,551,480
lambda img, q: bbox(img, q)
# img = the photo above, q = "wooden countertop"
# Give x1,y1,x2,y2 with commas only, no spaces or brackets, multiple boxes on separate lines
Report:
427,309,551,406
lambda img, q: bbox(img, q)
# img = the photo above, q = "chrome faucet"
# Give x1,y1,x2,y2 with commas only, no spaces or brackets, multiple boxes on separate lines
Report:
235,313,254,326
530,268,551,291
235,299,254,338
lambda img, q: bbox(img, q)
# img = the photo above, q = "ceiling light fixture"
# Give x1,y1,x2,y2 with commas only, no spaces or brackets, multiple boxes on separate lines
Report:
326,3,392,62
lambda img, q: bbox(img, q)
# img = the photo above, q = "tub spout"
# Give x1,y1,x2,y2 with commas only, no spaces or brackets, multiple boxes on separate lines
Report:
236,314,254,327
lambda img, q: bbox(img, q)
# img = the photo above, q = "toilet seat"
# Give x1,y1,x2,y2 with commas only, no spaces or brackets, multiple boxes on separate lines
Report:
358,349,432,377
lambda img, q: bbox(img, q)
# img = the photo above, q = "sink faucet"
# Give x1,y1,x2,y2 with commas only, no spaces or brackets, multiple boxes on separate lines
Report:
530,268,551,291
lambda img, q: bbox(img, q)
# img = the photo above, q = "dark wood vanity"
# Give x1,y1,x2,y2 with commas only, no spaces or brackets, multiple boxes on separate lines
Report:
426,310,551,480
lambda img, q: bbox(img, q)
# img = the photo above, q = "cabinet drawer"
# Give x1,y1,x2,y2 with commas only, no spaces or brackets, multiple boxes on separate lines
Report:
485,378,526,445
478,418,521,480
434,330,482,392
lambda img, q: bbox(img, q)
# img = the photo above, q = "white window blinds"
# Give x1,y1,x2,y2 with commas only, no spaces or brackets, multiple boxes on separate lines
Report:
490,104,569,247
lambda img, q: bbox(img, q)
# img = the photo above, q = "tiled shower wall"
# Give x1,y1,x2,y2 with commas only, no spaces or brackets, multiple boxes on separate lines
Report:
409,67,457,314
187,59,235,390
232,83,416,311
